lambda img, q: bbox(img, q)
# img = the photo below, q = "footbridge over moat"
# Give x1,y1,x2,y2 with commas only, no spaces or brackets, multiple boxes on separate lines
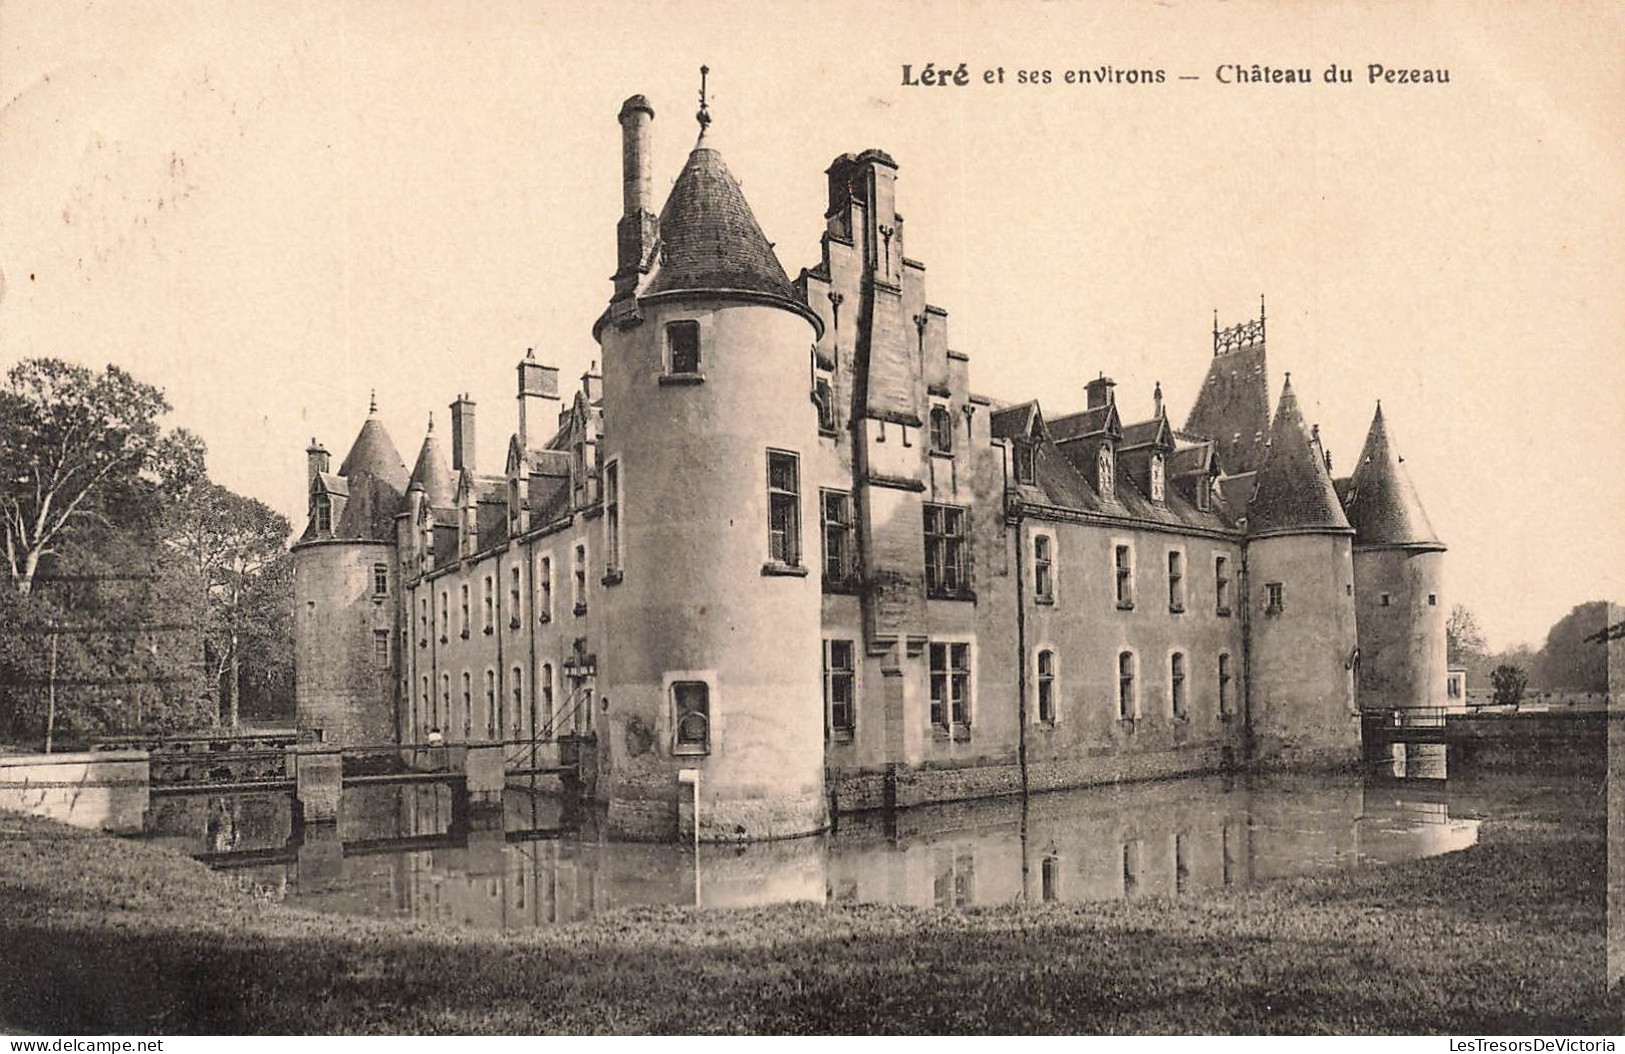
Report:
1360,707,1611,770
90,731,595,824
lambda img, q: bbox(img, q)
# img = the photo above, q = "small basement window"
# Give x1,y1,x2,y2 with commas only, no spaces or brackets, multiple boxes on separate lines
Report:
672,681,710,754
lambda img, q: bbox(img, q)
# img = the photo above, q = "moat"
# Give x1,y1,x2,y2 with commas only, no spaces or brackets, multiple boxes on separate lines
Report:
132,755,1587,932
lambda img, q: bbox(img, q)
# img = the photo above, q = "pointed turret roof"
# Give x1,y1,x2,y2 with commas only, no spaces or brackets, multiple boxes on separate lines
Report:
1246,376,1352,536
408,415,455,508
336,401,409,491
1343,403,1444,549
644,143,799,303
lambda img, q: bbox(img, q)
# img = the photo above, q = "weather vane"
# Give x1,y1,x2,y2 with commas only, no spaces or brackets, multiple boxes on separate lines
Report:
697,65,711,137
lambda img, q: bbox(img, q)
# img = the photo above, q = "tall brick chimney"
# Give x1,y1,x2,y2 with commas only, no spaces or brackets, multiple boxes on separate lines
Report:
306,438,329,485
450,394,476,473
1086,374,1117,410
517,349,560,451
612,94,658,319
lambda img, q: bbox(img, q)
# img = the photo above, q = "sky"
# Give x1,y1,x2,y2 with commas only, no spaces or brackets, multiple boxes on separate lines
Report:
2,0,1622,651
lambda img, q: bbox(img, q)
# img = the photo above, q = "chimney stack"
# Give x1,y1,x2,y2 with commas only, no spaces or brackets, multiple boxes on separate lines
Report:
306,438,329,485
1085,373,1117,410
612,95,658,316
517,349,561,452
450,394,476,473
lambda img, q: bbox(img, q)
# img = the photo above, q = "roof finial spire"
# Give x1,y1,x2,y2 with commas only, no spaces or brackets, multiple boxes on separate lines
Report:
368,389,378,416
696,65,712,139
426,412,435,433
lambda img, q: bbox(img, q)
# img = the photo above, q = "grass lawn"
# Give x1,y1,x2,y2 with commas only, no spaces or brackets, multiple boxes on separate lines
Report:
0,792,1616,1035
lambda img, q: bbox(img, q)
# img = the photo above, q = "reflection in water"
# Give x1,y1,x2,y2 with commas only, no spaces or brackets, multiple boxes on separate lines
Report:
133,768,1518,932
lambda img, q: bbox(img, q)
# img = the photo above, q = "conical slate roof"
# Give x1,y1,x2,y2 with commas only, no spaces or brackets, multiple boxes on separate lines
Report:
1343,403,1443,549
644,145,798,302
408,418,455,508
337,414,409,491
1247,377,1352,536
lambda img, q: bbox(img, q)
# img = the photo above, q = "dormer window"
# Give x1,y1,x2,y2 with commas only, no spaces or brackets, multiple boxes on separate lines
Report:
667,320,701,375
1150,454,1166,503
1015,442,1036,485
313,494,332,533
1196,477,1212,512
930,406,953,454
1098,445,1115,502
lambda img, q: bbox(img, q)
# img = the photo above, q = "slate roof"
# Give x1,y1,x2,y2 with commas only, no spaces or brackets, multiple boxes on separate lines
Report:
1120,415,1173,451
1342,404,1444,549
336,416,409,491
1048,404,1119,443
1185,342,1270,475
1246,377,1352,536
1041,432,1236,533
644,145,799,304
408,423,455,508
989,400,1041,441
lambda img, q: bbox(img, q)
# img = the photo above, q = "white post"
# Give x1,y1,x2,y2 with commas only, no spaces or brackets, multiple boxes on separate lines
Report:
678,768,700,906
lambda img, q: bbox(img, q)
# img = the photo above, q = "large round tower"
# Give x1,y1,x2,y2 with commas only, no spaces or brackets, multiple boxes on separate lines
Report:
593,87,828,841
292,398,409,746
1343,403,1448,712
1244,376,1362,768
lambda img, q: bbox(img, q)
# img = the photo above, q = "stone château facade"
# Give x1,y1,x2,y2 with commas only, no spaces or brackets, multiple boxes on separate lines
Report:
292,84,1448,841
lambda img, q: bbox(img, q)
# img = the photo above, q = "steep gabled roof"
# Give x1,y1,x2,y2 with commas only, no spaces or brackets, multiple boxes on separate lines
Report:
1185,341,1270,475
1120,414,1174,451
1246,377,1352,536
1342,403,1444,549
644,145,799,303
990,400,1042,442
1049,404,1121,444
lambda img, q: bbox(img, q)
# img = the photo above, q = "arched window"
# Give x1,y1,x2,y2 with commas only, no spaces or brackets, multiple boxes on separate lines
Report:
484,669,497,739
930,406,953,453
439,673,451,732
1037,649,1056,723
1098,445,1115,502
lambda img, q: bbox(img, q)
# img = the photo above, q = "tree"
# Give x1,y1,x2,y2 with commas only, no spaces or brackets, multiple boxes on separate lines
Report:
1446,603,1487,665
1535,601,1609,692
159,479,291,727
1491,664,1528,707
0,360,172,595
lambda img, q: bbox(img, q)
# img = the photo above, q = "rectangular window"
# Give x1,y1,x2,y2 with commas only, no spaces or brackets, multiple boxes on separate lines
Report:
1118,651,1136,719
1171,651,1187,719
1428,594,1438,606
537,555,553,622
484,669,497,739
372,563,389,597
1037,649,1056,723
1114,544,1135,610
929,642,971,731
438,591,449,642
460,583,470,638
1266,582,1284,614
573,543,588,615
672,681,710,754
482,575,495,633
667,320,701,374
1015,442,1036,484
1219,653,1234,715
924,504,969,598
461,672,472,736
419,597,429,644
1167,550,1185,613
1380,593,1392,607
767,451,801,567
604,460,622,577
1215,555,1231,615
372,629,390,670
511,666,524,739
820,489,854,585
1034,535,1053,601
439,673,451,731
509,565,522,627
539,664,554,739
824,639,855,738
